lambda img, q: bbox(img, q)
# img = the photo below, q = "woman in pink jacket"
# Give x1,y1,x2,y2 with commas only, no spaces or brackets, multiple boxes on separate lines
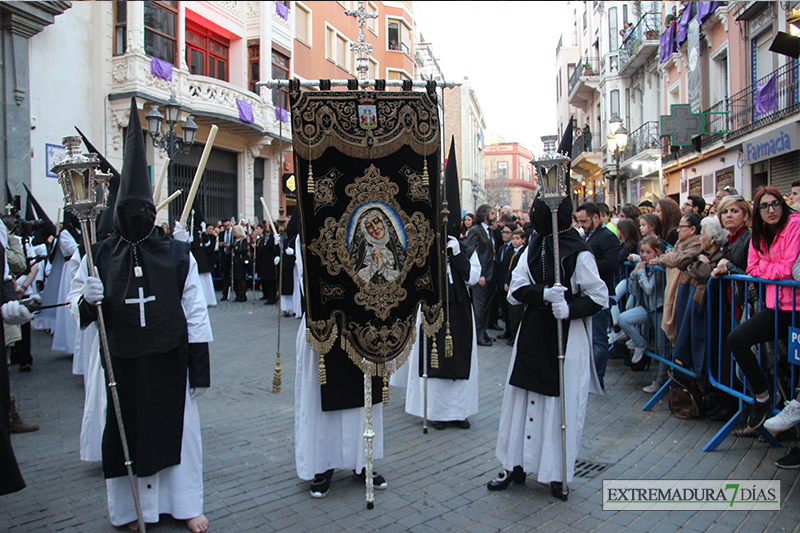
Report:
728,186,800,430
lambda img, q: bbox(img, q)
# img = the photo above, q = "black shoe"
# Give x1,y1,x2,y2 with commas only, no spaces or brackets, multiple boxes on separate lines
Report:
310,469,334,498
496,333,509,339
477,340,493,347
260,296,269,300
506,340,514,346
454,419,470,429
431,421,446,430
487,323,500,331
551,481,569,501
747,398,773,429
220,296,228,301
18,363,31,373
282,311,292,317
776,446,800,469
353,468,387,489
487,466,525,491
485,336,497,342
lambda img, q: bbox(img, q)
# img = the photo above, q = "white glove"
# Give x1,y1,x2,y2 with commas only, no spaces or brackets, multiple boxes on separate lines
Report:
274,256,280,266
552,300,569,320
273,234,280,245
190,387,208,400
83,268,104,305
173,223,189,242
2,300,32,325
446,236,461,255
200,221,206,232
286,248,294,256
543,285,567,304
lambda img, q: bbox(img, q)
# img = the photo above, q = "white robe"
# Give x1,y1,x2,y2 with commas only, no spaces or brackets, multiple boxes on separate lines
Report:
495,249,605,484
199,272,216,306
294,318,384,481
390,251,482,422
70,253,213,526
51,234,79,353
281,236,303,317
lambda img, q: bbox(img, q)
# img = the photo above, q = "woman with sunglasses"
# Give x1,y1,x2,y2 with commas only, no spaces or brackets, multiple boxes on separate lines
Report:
728,187,800,430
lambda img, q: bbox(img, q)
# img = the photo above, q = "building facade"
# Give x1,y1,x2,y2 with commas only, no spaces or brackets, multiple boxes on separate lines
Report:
483,136,536,220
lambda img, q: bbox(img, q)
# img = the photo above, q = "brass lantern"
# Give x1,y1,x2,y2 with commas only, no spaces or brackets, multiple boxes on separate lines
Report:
50,136,111,221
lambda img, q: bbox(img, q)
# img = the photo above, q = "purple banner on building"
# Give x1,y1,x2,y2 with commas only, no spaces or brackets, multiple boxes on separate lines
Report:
697,1,718,23
275,1,289,20
755,75,778,115
676,3,692,46
274,107,289,123
236,98,254,123
150,57,173,81
660,27,675,63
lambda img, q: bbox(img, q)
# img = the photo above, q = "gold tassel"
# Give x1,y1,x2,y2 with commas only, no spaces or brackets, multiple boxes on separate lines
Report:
307,158,315,195
431,339,439,369
422,156,429,187
318,352,327,385
444,322,453,358
382,376,389,406
272,351,282,393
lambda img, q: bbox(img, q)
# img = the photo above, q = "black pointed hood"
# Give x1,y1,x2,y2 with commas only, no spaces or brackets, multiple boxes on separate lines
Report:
22,184,51,225
25,193,36,221
115,98,155,241
76,127,121,239
444,136,461,238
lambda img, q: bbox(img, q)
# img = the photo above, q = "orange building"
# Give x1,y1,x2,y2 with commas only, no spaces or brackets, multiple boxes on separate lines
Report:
483,137,537,219
293,1,415,84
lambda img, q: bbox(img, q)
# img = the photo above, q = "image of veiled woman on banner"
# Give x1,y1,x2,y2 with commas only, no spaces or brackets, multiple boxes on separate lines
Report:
348,206,407,284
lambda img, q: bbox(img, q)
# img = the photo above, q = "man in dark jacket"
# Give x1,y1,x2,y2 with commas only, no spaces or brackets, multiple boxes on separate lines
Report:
575,201,621,389
467,204,497,346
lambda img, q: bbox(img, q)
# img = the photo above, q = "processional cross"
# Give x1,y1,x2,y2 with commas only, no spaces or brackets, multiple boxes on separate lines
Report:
125,286,156,327
345,1,379,81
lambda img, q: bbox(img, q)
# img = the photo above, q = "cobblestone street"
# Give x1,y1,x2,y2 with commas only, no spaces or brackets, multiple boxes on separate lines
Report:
2,299,800,532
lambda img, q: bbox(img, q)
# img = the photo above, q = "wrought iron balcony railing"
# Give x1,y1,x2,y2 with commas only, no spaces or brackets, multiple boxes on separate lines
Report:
567,56,600,95
619,12,661,70
622,121,661,161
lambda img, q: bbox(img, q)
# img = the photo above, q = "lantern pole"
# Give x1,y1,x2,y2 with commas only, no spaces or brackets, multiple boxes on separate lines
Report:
534,149,571,502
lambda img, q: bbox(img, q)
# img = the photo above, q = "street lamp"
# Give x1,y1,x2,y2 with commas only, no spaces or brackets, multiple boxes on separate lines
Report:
145,94,197,160
607,120,628,210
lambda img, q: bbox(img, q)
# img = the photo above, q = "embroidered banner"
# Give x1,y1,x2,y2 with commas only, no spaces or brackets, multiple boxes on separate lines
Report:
289,79,443,382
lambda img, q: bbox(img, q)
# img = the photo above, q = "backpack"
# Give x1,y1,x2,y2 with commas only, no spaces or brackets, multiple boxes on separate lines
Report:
667,370,703,420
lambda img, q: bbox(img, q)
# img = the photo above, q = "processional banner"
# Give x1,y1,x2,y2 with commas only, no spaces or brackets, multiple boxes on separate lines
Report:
289,79,443,401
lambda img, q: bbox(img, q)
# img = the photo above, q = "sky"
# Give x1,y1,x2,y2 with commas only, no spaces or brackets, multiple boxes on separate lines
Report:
414,1,574,154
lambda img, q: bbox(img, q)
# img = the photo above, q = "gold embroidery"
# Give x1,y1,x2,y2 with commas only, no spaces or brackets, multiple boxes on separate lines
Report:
313,168,342,213
399,164,430,204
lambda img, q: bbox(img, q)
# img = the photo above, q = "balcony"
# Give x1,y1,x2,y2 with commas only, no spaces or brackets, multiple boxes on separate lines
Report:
727,59,800,140
622,121,662,163
618,12,661,77
571,130,601,177
568,56,600,108
109,52,281,139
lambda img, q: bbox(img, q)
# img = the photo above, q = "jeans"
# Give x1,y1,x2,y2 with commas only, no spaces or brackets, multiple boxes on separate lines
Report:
593,298,613,386
618,305,650,349
728,308,795,396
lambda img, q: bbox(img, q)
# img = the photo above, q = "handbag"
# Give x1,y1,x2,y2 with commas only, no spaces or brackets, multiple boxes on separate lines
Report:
667,370,703,420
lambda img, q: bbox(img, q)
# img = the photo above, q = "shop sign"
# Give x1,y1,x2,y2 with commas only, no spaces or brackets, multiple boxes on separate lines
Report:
743,123,799,165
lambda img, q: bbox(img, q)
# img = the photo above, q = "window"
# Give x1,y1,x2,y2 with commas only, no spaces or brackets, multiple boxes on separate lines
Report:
114,1,126,56
295,2,312,46
497,162,508,180
519,164,524,181
249,39,259,94
583,10,587,30
388,69,411,81
186,22,229,81
144,1,177,65
367,2,378,35
388,18,410,54
272,49,290,110
368,57,378,79
610,89,620,118
325,25,350,71
608,6,618,52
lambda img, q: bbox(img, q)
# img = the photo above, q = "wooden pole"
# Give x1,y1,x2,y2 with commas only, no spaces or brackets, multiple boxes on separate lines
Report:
179,125,219,226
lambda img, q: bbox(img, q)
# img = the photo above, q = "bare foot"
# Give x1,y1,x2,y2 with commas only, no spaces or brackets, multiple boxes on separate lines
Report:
187,514,209,533
127,520,139,531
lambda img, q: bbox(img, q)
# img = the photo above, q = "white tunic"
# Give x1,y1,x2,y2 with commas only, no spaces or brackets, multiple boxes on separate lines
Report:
198,272,216,306
390,251,482,422
70,252,213,526
495,249,605,484
294,318,384,480
51,234,79,353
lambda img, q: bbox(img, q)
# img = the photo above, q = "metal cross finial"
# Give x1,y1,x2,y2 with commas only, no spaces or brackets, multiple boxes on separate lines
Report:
345,1,378,81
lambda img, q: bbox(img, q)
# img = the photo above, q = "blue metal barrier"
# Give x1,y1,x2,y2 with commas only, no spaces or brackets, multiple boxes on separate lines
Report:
702,274,800,451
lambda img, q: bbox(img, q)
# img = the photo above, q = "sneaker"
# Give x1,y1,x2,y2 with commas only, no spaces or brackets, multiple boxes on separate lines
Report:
765,399,800,432
631,346,646,364
625,338,636,349
747,397,773,429
643,380,662,394
775,446,800,469
310,469,333,498
353,469,387,490
609,330,628,345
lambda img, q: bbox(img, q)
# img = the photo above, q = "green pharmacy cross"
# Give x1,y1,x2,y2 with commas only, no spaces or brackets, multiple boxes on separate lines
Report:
660,104,728,147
